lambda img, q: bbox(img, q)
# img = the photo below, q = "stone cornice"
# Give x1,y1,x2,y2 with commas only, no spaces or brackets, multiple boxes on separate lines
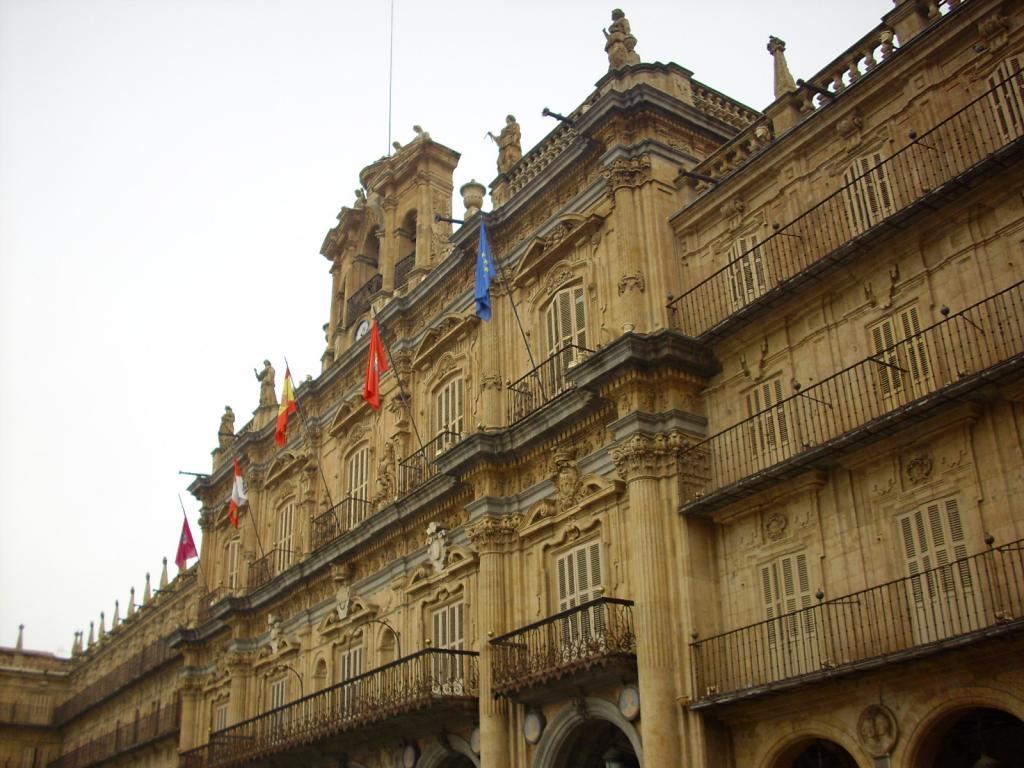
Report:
570,329,719,392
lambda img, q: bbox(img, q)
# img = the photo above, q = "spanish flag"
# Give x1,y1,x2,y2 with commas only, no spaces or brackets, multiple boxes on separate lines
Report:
275,367,298,446
363,319,390,410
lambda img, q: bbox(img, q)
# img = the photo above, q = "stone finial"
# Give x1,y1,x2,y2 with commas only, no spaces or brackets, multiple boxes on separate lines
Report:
127,587,136,618
112,600,120,628
604,9,640,70
144,573,152,603
87,621,95,648
460,180,486,218
768,36,797,98
160,558,169,589
16,624,24,650
72,631,82,656
98,611,106,641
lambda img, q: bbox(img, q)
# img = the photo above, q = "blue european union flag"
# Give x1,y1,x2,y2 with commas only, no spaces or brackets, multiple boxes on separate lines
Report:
475,219,495,321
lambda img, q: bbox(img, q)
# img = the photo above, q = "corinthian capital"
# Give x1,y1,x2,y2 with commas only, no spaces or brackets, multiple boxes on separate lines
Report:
467,514,522,554
610,431,689,482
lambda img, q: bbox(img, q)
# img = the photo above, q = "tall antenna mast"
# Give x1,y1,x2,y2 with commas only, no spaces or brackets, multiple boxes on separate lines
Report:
387,0,395,154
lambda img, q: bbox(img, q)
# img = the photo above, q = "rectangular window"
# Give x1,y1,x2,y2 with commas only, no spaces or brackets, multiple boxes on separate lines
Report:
431,601,465,691
988,56,1024,140
899,497,970,603
338,645,363,715
745,378,790,459
226,539,240,590
274,503,295,575
727,232,768,308
436,377,464,451
869,304,932,401
213,701,228,732
546,285,588,359
843,152,895,232
760,551,814,646
347,446,370,528
556,540,605,648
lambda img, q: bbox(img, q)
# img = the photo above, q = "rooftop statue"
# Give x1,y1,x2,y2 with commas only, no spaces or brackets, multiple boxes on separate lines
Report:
218,405,235,449
487,115,523,175
255,360,277,408
604,8,640,70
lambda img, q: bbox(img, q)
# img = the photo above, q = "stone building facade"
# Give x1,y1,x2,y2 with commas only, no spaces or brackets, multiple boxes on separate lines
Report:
4,2,1024,767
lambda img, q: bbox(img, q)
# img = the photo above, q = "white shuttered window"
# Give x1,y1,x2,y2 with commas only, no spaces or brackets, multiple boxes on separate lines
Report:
274,503,295,574
431,602,465,690
546,286,587,360
899,497,970,603
870,305,931,400
843,152,895,231
746,378,790,457
226,539,240,590
760,551,814,646
728,232,767,308
557,540,604,646
436,377,464,450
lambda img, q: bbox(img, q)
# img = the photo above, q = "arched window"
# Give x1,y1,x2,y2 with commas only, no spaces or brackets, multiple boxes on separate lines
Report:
545,285,587,360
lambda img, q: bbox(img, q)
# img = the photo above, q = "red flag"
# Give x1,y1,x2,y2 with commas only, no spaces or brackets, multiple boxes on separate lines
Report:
228,457,247,528
275,367,298,446
175,516,198,570
362,319,390,410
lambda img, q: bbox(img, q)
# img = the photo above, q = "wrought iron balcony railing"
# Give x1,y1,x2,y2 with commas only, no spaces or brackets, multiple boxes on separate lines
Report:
197,587,239,622
180,649,478,768
246,548,297,591
691,539,1024,708
311,496,375,551
490,597,636,700
0,700,53,726
398,430,460,496
669,70,1024,341
49,704,179,768
680,281,1024,514
346,273,383,325
53,639,177,724
506,344,593,425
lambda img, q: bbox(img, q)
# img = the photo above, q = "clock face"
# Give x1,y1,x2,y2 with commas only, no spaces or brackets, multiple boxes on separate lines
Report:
355,320,370,340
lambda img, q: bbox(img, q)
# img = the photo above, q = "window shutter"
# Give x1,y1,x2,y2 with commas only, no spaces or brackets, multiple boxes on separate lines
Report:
900,497,970,602
988,57,1024,140
761,562,779,647
871,317,901,397
545,286,588,358
844,152,895,231
275,504,294,573
226,539,239,590
556,541,604,641
760,552,812,641
899,306,931,389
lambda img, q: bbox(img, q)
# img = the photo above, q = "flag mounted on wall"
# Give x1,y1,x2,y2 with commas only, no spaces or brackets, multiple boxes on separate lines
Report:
475,219,495,320
175,515,198,570
363,319,390,410
228,457,247,528
275,366,298,446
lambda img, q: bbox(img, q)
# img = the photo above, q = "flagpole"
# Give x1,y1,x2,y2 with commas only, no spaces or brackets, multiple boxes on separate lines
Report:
370,309,428,458
482,215,543,387
283,357,336,513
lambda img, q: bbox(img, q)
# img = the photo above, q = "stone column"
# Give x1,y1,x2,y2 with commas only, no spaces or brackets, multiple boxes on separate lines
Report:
381,196,399,291
467,515,520,768
610,432,685,766
178,675,204,751
226,652,250,727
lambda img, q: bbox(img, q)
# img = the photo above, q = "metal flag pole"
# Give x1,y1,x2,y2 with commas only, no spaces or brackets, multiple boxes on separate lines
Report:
481,215,544,393
283,357,335,512
177,494,203,582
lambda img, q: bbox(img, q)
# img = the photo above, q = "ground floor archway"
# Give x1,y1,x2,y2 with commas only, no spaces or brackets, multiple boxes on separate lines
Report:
922,707,1024,767
773,738,860,768
551,718,640,768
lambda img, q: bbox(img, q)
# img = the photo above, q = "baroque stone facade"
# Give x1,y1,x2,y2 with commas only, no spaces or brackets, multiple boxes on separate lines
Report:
4,2,1024,767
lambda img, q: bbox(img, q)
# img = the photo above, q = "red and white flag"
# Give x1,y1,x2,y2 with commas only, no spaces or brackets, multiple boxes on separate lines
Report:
175,515,198,570
363,319,390,410
228,457,247,528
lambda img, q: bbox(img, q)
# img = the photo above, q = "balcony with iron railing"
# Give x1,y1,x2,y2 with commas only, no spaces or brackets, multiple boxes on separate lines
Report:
53,639,177,724
691,539,1024,708
346,273,383,324
246,548,298,591
179,649,479,768
311,495,375,551
0,700,53,727
669,70,1024,342
506,344,594,425
679,281,1024,516
398,430,461,496
490,597,636,703
197,587,240,622
49,704,179,768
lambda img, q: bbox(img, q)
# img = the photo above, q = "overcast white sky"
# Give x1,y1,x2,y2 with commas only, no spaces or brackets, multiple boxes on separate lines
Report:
0,0,893,655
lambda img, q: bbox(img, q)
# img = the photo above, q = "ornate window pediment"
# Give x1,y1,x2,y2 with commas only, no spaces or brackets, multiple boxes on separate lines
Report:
413,311,479,368
512,213,603,290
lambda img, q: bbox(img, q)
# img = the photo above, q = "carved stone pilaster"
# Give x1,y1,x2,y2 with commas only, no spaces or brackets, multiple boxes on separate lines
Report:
610,431,689,482
467,515,522,554
601,155,652,196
